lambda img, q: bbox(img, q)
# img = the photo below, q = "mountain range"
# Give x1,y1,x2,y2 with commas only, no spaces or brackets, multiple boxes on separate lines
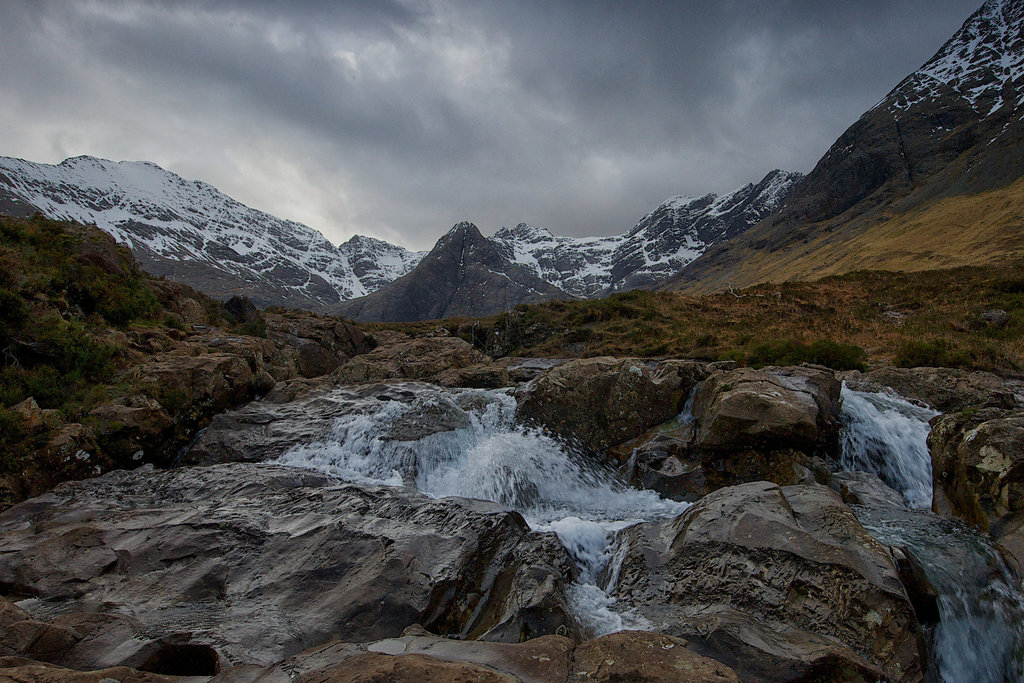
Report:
0,155,798,318
1,0,1022,319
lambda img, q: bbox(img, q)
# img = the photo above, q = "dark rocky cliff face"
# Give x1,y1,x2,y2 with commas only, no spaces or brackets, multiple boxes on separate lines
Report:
333,222,568,322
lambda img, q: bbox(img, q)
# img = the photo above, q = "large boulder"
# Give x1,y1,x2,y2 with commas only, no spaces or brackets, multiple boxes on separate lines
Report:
331,336,489,385
264,310,373,379
515,358,706,454
842,367,1019,412
0,463,577,669
608,482,925,682
928,408,1024,564
611,365,840,501
692,365,841,454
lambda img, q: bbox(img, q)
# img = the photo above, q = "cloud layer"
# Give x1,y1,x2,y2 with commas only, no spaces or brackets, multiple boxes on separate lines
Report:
0,0,981,249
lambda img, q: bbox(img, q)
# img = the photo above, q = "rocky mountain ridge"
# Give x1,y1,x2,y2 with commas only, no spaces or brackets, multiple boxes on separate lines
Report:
491,169,801,298
667,0,1024,293
0,155,424,310
333,221,568,321
0,154,799,319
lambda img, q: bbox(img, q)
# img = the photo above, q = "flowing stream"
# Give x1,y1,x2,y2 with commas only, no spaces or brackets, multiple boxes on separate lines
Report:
276,386,688,635
840,383,1024,681
839,384,939,508
275,381,1024,678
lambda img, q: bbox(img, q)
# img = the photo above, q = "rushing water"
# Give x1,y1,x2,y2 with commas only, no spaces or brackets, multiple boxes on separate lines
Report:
276,381,1024,677
857,507,1024,682
840,384,940,508
276,386,687,634
840,383,1024,681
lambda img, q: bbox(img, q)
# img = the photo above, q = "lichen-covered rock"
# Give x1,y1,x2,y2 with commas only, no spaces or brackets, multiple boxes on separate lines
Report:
929,408,1024,564
611,365,838,501
0,464,577,668
515,357,705,453
609,482,925,682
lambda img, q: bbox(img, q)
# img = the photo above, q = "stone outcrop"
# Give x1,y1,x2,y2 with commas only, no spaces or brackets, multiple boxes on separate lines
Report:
263,310,373,379
612,365,840,501
515,357,705,454
843,366,1019,412
929,408,1024,564
609,482,925,682
331,336,489,385
0,464,577,668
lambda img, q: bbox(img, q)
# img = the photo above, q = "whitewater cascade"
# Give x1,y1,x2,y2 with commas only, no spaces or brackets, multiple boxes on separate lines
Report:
839,383,1024,681
839,384,939,508
276,386,687,635
276,381,1024,677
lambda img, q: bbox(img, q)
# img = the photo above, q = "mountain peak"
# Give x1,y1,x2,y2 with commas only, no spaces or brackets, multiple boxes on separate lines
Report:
883,0,1024,116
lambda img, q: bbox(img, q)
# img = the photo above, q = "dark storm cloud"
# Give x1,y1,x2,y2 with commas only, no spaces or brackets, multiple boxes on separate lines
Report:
0,0,982,249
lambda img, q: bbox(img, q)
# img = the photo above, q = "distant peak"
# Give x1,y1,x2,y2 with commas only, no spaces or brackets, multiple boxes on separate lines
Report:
447,221,480,236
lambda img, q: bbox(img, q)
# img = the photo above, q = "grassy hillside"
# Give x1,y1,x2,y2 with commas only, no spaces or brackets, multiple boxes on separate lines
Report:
673,177,1024,295
373,263,1024,375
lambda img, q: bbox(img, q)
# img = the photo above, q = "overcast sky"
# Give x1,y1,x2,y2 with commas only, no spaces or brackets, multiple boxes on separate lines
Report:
0,0,982,251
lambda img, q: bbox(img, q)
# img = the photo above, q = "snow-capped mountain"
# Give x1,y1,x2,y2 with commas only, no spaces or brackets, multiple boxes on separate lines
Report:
667,0,1024,293
0,155,423,310
491,169,802,298
334,222,566,321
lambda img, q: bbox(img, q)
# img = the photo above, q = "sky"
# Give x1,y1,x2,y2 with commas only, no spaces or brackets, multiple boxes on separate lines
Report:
0,0,983,251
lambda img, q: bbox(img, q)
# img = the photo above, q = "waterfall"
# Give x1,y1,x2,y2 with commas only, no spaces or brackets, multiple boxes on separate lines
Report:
275,385,687,634
856,507,1024,682
276,380,1024,674
840,384,1024,680
839,383,939,508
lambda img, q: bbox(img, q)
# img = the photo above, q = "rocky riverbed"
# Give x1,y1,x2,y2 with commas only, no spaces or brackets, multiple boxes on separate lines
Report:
2,331,1024,681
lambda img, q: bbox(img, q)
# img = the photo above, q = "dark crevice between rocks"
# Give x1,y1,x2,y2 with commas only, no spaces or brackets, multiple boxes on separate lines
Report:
139,642,220,676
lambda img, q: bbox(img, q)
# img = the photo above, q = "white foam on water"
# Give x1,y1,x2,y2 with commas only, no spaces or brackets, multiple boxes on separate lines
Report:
275,386,688,633
839,384,939,508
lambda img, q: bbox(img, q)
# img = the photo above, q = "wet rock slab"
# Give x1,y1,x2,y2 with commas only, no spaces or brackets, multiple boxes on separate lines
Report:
0,463,576,669
185,381,506,466
213,626,738,683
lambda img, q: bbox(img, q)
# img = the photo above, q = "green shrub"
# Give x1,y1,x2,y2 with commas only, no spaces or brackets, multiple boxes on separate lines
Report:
893,339,971,369
34,314,116,381
745,338,867,371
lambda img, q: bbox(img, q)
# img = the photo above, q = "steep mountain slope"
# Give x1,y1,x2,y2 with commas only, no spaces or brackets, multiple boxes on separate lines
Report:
491,169,801,298
333,222,567,321
666,0,1024,293
0,156,423,310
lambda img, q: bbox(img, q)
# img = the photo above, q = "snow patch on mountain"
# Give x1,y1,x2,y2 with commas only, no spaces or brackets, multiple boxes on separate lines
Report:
491,169,802,297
